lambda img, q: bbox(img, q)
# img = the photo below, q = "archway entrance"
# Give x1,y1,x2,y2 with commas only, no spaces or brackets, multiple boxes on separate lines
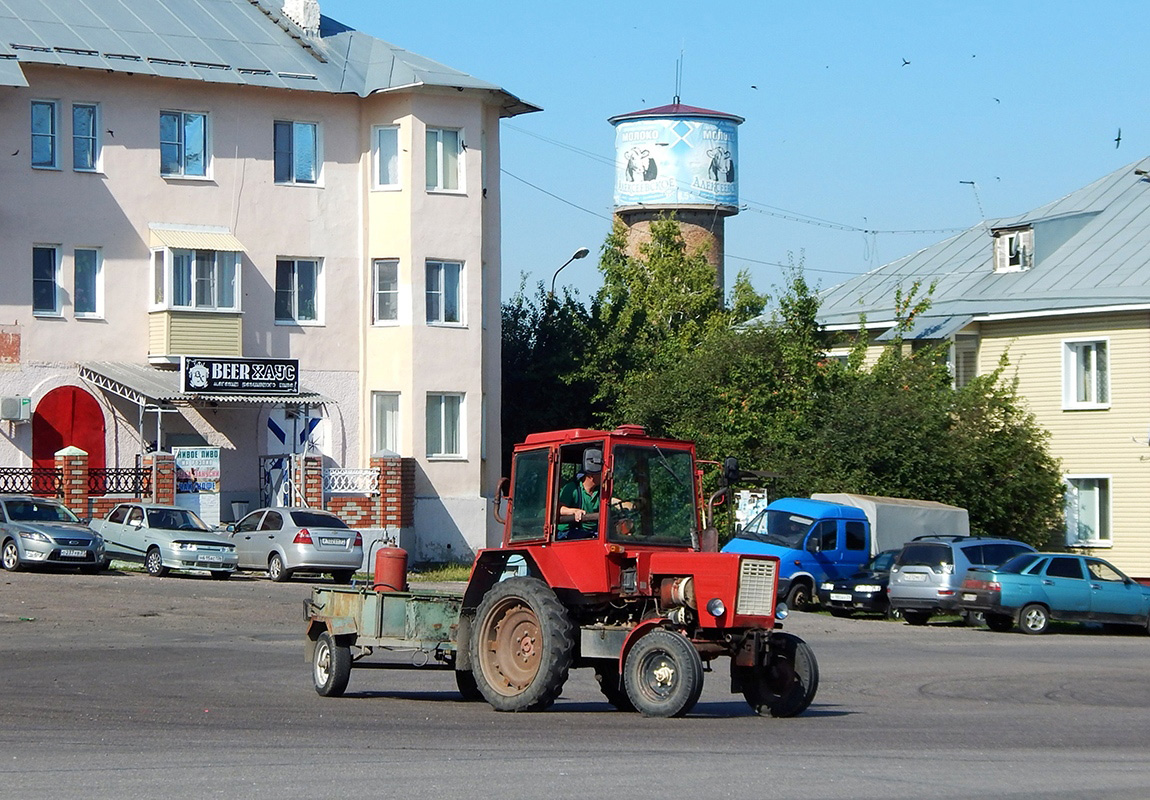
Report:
32,386,106,471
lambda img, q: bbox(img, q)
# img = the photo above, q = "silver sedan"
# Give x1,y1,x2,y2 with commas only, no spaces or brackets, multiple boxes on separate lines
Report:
229,507,362,583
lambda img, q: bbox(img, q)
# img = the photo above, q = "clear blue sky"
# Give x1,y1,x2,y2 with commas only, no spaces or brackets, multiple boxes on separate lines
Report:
320,0,1150,305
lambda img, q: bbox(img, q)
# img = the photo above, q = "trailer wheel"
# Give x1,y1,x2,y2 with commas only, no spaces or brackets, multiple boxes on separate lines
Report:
593,662,635,712
470,577,574,712
739,631,819,718
455,670,483,701
623,628,704,718
313,631,351,697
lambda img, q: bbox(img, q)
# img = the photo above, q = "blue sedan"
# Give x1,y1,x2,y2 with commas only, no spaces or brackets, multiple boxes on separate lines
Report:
958,552,1150,634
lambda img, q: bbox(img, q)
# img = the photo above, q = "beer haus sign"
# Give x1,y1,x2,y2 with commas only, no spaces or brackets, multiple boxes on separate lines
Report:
181,357,299,395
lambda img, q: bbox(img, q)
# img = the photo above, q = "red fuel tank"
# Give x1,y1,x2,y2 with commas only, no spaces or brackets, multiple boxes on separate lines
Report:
373,546,408,592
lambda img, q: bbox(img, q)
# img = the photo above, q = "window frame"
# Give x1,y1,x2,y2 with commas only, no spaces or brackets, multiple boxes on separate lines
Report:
31,99,58,169
1064,474,1111,548
373,125,401,189
72,102,100,172
150,247,240,312
32,244,61,316
426,392,464,459
993,227,1033,273
372,258,400,325
1062,338,1110,410
275,258,323,325
425,259,463,325
273,120,320,186
73,247,103,318
425,127,462,192
160,109,209,178
372,391,400,454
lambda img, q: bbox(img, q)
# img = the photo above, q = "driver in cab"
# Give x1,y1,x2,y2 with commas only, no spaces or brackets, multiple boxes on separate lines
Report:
557,470,633,540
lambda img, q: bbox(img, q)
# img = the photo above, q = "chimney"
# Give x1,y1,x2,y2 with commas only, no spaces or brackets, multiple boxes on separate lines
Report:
282,0,320,37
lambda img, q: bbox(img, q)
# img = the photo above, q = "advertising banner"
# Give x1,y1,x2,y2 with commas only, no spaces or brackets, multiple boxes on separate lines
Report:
181,356,299,395
173,446,221,527
614,117,739,208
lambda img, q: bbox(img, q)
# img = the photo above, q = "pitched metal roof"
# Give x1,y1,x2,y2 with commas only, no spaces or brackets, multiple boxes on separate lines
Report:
816,156,1150,330
0,0,539,115
608,102,745,125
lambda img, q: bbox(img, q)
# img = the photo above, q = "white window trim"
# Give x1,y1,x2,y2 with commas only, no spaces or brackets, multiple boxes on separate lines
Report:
32,244,61,317
275,257,324,326
31,99,59,170
1061,337,1110,410
160,109,211,180
372,258,401,326
1064,474,1112,548
149,247,241,312
993,227,1033,274
273,120,322,187
426,392,465,459
425,126,464,193
371,391,401,455
73,247,103,319
372,124,401,191
426,259,465,326
72,102,101,173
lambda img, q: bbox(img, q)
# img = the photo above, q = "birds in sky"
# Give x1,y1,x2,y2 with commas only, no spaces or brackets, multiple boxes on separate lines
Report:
901,58,910,66
1115,128,1122,149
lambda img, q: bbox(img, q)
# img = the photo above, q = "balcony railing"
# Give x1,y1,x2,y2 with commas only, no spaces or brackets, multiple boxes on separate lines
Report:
88,468,152,497
322,467,380,495
0,467,63,496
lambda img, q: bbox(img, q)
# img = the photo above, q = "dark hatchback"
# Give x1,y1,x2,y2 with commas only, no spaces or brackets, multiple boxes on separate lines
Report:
817,549,900,618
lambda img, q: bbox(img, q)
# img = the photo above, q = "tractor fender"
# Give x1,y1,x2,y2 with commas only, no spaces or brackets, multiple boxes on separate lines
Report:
616,618,673,671
463,548,578,609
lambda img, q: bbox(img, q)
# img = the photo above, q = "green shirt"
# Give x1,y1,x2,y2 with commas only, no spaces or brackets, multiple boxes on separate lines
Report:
557,478,599,537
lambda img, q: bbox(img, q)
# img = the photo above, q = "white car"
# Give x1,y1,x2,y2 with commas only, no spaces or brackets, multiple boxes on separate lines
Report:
92,503,237,578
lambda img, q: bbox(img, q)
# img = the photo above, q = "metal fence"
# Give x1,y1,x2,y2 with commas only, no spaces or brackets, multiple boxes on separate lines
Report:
88,467,152,497
322,467,380,495
0,467,63,496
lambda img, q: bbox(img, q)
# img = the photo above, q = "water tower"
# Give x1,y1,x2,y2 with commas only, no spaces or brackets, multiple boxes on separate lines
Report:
609,102,743,288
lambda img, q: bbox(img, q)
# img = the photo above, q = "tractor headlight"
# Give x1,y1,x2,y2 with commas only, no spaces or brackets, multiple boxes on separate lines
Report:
705,597,726,618
775,601,789,620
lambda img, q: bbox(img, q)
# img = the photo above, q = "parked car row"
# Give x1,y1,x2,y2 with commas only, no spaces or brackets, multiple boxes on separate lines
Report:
815,532,1150,636
0,496,363,583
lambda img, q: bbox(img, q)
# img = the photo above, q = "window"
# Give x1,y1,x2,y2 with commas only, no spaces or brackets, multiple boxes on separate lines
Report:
952,334,979,389
374,125,400,188
32,245,60,315
73,248,102,317
31,100,57,168
373,259,399,323
1063,339,1109,408
160,110,207,177
845,520,866,551
426,127,461,191
1045,557,1084,580
274,120,318,184
1065,476,1110,546
72,103,98,171
813,520,837,551
153,249,239,311
426,260,462,324
372,392,400,454
427,393,463,457
993,228,1033,273
275,259,321,323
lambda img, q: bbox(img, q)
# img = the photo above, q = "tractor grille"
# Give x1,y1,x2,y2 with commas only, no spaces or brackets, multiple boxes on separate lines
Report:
735,557,776,617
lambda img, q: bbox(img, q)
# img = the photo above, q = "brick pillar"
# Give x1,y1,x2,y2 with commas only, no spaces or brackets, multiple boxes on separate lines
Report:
148,452,177,505
373,455,414,528
55,446,88,517
301,455,324,508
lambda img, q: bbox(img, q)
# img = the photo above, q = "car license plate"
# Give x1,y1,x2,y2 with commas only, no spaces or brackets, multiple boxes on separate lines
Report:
903,573,927,582
320,538,345,546
198,554,223,563
962,592,976,602
829,593,852,602
60,549,88,558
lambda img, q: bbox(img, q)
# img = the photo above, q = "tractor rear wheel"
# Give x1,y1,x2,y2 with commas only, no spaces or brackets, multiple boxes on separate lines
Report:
623,628,704,718
470,577,575,712
739,631,819,718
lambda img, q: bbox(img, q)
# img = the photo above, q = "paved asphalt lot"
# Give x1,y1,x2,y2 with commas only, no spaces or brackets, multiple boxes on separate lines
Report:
2,568,1149,800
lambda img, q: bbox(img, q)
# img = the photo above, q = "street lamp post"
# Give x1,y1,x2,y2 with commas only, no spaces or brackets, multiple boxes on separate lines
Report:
550,247,591,298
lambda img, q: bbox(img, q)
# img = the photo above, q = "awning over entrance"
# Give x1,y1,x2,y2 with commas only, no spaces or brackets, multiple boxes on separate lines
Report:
875,315,973,342
0,56,28,87
79,362,328,407
148,227,247,252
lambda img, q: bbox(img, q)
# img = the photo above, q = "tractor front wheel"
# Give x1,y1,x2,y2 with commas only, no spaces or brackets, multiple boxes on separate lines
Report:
623,628,704,718
738,631,819,718
470,577,575,712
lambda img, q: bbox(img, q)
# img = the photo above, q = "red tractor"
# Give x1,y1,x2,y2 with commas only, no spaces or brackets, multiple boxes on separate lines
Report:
306,425,817,718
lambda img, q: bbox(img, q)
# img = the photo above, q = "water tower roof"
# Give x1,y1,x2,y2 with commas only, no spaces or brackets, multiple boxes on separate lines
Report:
609,102,744,125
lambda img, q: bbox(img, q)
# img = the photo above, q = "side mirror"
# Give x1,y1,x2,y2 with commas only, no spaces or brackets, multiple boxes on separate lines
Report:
806,536,820,554
582,448,603,475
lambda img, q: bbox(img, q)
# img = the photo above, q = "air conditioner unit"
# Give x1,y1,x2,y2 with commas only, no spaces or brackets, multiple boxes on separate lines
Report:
0,396,31,422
